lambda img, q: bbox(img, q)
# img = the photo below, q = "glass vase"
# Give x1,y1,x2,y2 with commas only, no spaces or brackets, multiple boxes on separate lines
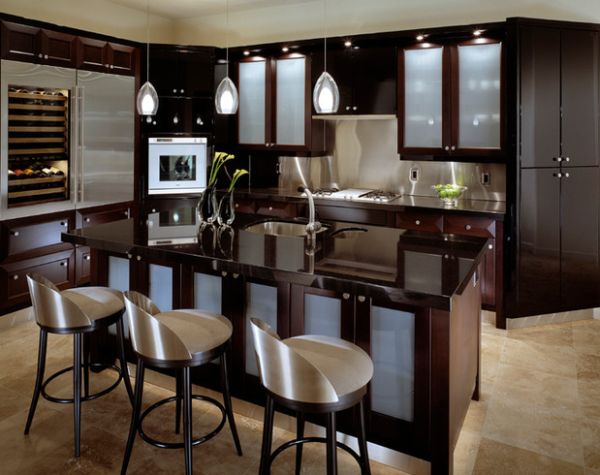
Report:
217,191,236,227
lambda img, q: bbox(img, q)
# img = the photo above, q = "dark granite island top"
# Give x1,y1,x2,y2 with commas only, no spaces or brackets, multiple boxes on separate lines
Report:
62,207,486,475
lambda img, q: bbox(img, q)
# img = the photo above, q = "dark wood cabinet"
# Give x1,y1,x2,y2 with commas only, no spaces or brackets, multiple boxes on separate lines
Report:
520,27,599,167
396,210,444,233
144,96,213,134
76,37,137,76
312,45,397,115
149,46,215,97
1,21,77,67
398,39,504,159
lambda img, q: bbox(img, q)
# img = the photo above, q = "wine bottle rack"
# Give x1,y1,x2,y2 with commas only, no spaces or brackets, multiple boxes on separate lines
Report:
7,86,69,208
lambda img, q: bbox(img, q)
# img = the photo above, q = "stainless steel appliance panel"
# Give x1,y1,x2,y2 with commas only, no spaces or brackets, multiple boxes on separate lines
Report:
76,71,135,207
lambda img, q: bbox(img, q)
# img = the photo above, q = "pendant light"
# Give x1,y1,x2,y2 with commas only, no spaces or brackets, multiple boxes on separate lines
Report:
136,0,158,116
215,0,239,115
313,0,339,114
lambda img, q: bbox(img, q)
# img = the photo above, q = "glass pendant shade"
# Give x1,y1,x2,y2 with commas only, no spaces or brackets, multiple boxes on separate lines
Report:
215,76,239,115
136,81,159,116
313,71,340,114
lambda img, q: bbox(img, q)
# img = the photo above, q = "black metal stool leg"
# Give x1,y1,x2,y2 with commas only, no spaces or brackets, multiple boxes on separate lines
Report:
175,370,182,434
24,329,48,435
326,412,337,475
295,412,305,475
82,333,90,398
259,395,275,475
183,367,193,475
121,359,145,475
116,317,134,405
73,333,82,457
357,400,371,475
220,352,243,455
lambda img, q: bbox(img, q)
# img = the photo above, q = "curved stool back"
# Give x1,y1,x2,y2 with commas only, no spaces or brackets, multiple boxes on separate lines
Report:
27,273,91,331
123,291,192,364
250,318,338,404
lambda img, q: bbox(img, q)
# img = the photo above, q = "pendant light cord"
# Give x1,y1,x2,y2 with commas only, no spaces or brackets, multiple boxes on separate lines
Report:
146,0,150,80
225,0,230,77
323,0,327,72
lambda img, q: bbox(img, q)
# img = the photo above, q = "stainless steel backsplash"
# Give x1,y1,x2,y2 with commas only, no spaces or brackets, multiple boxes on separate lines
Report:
279,118,505,201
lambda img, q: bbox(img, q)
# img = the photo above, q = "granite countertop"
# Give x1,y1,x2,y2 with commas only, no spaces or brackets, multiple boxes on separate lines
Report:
234,188,506,217
62,207,489,310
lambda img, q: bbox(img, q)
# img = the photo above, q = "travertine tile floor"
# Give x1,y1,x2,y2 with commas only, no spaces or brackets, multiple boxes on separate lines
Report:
0,316,599,474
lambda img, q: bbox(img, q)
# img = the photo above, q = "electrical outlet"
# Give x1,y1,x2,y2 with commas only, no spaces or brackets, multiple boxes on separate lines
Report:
410,167,419,182
480,172,490,186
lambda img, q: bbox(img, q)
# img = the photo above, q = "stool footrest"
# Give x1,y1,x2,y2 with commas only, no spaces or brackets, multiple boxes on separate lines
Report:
268,436,365,471
138,394,227,449
41,363,123,404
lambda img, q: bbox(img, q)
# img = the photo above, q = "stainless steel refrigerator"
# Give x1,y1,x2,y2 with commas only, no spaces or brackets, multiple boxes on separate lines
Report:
0,59,134,215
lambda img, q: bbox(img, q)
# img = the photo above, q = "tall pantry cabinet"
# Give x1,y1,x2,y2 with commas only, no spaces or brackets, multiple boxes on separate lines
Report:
506,21,600,318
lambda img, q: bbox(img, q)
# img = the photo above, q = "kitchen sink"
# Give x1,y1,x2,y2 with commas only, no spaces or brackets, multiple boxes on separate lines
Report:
243,220,329,237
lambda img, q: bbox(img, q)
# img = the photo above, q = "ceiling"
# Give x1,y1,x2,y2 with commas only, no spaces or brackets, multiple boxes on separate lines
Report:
2,0,600,47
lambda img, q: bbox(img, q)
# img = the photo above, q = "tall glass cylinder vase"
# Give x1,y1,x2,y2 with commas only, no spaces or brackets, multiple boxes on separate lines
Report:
217,191,236,227
196,186,218,224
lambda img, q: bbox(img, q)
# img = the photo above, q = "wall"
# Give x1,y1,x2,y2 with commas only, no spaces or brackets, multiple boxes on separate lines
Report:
0,0,174,43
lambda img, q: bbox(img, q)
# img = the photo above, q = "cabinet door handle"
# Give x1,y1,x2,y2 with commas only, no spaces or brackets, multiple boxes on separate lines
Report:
444,145,450,151
488,244,494,250
357,295,366,302
136,255,142,261
173,115,179,124
451,145,456,151
11,230,19,237
84,255,91,261
415,220,421,225
60,221,68,227
553,172,563,178
345,106,351,111
110,64,114,69
84,217,91,223
124,210,129,216
59,261,67,267
12,275,19,280
180,89,184,94
465,224,472,231
221,271,228,277
553,157,563,162
127,253,133,259
564,172,570,178
352,106,357,111
564,157,570,162
105,64,110,68
38,53,43,59
342,293,350,300
235,203,239,208
268,206,273,211
173,88,177,94
44,54,49,60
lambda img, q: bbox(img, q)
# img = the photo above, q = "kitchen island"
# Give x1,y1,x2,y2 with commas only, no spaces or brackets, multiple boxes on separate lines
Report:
62,206,488,475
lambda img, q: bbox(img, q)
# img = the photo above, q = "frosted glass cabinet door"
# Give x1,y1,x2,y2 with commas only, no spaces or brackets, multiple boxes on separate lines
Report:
275,56,306,146
403,47,443,149
238,60,267,145
458,42,502,149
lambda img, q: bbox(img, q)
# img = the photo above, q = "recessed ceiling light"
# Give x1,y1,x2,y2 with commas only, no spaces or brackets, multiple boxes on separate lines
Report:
416,34,425,41
473,29,483,36
282,46,289,53
344,40,352,47
243,50,250,56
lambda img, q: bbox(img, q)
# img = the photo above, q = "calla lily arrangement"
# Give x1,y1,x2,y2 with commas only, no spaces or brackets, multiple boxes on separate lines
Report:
228,169,248,192
208,151,234,188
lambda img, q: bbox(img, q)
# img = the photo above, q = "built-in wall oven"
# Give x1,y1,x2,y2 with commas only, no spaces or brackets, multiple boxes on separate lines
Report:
147,137,208,195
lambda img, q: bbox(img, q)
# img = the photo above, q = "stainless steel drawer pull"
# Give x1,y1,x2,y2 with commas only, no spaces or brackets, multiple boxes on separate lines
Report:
84,255,91,261
358,295,366,303
12,275,19,280
38,53,43,58
553,157,563,162
553,172,563,178
11,231,19,237
415,220,421,225
564,157,570,162
268,206,273,211
44,54,49,60
85,217,91,223
465,224,472,231
60,262,67,267
342,293,350,300
60,221,68,227
136,255,142,261
564,172,570,178
488,244,493,250
127,253,133,259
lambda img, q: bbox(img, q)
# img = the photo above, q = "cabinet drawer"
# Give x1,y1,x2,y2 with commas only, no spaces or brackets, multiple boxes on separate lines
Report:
317,205,389,226
76,246,92,285
1,250,74,308
256,202,298,218
79,207,130,227
396,211,444,233
3,216,71,258
233,199,256,214
444,215,496,238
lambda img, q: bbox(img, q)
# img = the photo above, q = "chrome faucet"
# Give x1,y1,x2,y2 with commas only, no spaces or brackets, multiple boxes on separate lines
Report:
298,186,321,234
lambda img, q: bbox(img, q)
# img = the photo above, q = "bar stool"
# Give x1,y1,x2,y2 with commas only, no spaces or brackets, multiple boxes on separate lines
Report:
121,291,243,475
24,273,134,457
250,318,374,475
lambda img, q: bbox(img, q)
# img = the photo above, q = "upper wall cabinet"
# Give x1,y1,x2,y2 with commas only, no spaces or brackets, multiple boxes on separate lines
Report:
77,37,137,76
237,54,328,152
0,21,77,67
149,46,215,97
520,27,599,168
398,39,503,159
312,45,397,115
